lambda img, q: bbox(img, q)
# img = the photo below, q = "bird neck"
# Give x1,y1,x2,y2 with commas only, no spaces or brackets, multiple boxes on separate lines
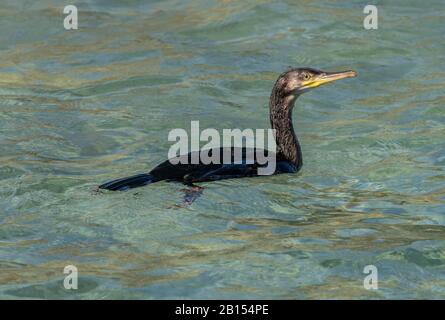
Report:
269,93,302,170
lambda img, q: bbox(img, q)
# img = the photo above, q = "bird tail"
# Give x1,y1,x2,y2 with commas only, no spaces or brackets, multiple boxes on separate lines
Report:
99,173,159,191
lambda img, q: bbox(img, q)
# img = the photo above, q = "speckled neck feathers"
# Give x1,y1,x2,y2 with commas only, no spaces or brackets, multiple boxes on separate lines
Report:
269,85,302,170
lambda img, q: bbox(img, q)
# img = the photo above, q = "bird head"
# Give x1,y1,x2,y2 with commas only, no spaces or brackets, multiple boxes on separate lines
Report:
274,67,357,97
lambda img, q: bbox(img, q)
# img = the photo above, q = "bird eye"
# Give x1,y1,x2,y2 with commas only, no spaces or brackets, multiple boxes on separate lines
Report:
303,73,311,80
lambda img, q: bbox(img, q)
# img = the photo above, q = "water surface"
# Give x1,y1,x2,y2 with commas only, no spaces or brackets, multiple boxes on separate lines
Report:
0,0,444,299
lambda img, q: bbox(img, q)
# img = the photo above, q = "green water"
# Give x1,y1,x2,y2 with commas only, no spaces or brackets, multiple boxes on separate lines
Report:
0,0,444,299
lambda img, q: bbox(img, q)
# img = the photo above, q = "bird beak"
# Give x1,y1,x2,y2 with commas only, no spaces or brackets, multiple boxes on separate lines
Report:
303,70,357,89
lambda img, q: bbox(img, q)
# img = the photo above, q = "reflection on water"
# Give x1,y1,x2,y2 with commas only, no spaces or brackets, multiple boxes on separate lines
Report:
0,0,444,299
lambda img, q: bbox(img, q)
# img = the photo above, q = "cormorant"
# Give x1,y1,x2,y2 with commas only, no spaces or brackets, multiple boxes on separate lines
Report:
99,68,356,192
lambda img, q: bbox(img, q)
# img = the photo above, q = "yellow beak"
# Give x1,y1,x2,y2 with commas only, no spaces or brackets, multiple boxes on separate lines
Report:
303,70,357,89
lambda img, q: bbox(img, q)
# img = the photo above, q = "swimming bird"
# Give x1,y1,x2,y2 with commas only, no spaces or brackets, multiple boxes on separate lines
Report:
99,68,357,193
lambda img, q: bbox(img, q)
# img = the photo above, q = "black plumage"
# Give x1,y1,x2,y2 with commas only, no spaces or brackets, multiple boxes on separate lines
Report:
99,67,356,191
